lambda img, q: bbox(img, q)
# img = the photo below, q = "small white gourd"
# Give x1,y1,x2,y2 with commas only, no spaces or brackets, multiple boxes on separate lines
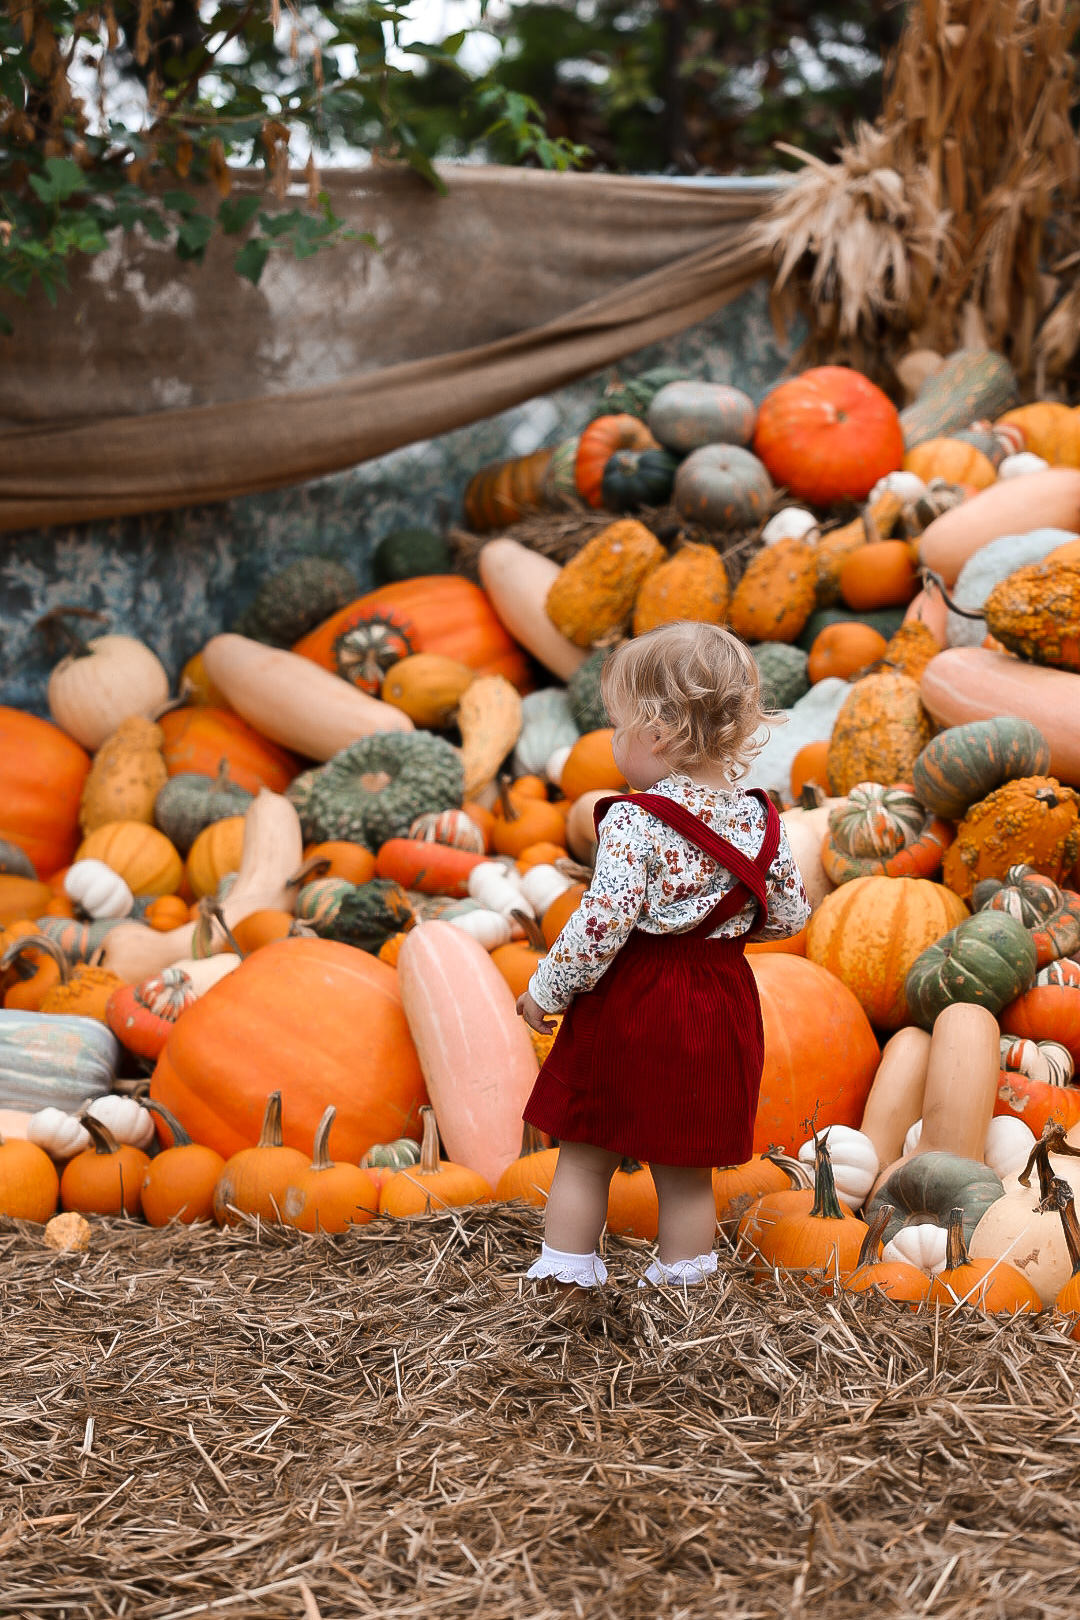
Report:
467,861,534,918
513,689,579,778
798,1126,879,1205
545,743,573,786
520,863,573,917
27,1106,91,1160
64,858,134,919
982,1115,1037,1180
447,909,513,950
903,1118,923,1158
883,1221,949,1275
85,1094,156,1150
868,470,927,504
998,452,1050,479
761,507,820,546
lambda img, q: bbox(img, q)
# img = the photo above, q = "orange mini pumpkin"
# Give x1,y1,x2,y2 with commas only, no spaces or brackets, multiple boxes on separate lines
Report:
140,1099,225,1226
494,1122,559,1204
301,841,377,886
843,1203,932,1307
839,541,919,612
806,622,888,684
560,730,625,801
928,1205,1042,1314
212,1091,309,1226
60,1115,150,1218
379,1106,493,1216
490,914,548,999
281,1105,380,1234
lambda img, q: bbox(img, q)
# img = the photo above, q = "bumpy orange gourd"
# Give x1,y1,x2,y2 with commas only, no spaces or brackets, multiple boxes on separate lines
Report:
826,672,933,796
943,776,1080,902
880,618,941,684
281,1105,380,1233
631,543,729,634
729,539,818,644
1,933,123,1023
78,716,168,834
212,1091,309,1226
545,521,664,647
983,552,1080,672
379,1106,493,1216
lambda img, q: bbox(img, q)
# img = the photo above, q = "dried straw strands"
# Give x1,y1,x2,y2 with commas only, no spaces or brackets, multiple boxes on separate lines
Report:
756,0,1080,386
2,1204,1080,1617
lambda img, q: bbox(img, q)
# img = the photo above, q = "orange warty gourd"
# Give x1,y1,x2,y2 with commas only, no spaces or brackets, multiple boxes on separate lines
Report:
844,1204,932,1307
301,842,377,886
151,938,426,1162
158,705,300,795
60,1115,150,1218
806,876,968,1030
281,1105,380,1233
756,1134,870,1291
0,1129,59,1223
212,1091,309,1226
560,731,625,800
928,1205,1043,1314
0,707,90,878
749,955,880,1153
806,623,888,684
494,1122,559,1204
140,1099,225,1226
379,1106,493,1216
839,541,919,611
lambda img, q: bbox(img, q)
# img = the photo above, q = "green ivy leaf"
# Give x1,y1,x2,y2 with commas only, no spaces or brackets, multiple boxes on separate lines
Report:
28,157,86,207
218,194,261,235
175,212,215,261
234,237,270,284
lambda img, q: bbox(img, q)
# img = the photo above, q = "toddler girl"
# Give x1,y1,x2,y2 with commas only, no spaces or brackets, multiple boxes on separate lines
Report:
517,622,810,1290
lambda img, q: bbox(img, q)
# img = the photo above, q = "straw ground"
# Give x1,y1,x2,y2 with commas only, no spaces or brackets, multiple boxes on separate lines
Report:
2,1203,1079,1619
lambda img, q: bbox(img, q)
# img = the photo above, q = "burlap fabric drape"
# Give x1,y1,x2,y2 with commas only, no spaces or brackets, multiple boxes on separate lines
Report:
0,166,779,532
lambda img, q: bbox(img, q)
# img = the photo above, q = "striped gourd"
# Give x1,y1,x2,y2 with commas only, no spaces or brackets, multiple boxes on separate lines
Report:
900,351,1018,449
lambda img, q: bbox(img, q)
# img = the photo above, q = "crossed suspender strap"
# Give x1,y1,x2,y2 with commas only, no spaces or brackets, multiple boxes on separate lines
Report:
592,788,782,936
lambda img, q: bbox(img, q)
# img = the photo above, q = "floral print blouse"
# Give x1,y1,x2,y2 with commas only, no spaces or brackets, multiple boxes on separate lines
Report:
529,776,811,1014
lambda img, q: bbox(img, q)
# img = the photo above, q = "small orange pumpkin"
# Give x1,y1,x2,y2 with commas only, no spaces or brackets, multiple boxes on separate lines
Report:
60,1114,150,1218
186,815,245,900
494,1122,559,1204
806,622,888,684
144,894,191,931
76,821,182,898
490,913,548,999
560,731,625,801
0,1128,60,1223
839,542,919,612
140,1099,225,1226
212,1091,310,1226
300,841,377,885
843,1203,932,1307
379,1106,493,1216
281,1105,380,1234
928,1205,1042,1314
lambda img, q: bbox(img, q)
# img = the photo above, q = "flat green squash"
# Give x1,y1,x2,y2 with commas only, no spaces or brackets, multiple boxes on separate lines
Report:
904,910,1037,1029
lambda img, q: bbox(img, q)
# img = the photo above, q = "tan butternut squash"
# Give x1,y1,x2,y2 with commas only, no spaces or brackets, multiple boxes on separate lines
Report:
478,540,589,682
921,647,1080,787
202,634,412,762
919,1003,1000,1160
457,676,523,801
99,791,302,982
918,467,1080,584
858,1027,932,1165
170,954,243,994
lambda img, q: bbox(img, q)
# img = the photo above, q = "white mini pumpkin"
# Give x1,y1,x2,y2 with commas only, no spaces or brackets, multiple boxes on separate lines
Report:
798,1125,879,1205
982,1115,1037,1180
64,858,134,920
85,1094,156,1150
761,506,820,546
998,452,1050,479
903,1118,923,1158
868,470,927,504
27,1106,91,1160
520,863,573,917
883,1221,948,1275
468,861,534,918
446,908,513,950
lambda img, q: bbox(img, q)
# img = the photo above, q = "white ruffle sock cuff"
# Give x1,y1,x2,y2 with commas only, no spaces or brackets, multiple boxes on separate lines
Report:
639,1251,718,1288
527,1244,608,1287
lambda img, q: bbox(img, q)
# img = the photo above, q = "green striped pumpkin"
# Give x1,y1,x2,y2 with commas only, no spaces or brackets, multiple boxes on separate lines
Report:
900,350,1018,449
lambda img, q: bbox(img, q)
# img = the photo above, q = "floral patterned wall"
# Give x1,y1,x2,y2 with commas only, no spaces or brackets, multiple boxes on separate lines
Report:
1,282,791,715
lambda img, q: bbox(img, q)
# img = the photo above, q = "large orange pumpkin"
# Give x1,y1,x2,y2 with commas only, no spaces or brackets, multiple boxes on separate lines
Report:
292,576,532,693
750,955,880,1154
150,937,426,1161
806,876,968,1030
752,367,904,506
0,707,90,878
158,706,299,794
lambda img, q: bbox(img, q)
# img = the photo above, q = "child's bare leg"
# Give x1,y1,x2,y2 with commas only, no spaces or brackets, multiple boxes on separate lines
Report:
648,1164,718,1280
544,1141,621,1253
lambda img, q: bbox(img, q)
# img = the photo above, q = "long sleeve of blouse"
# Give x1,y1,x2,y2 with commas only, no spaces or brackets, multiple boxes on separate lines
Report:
528,778,811,1015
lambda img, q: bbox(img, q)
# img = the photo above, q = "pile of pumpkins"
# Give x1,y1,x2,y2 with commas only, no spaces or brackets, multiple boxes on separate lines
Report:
1,347,1080,1316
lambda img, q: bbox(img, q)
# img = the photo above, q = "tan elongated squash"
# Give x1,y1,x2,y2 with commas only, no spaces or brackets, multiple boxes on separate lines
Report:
99,791,303,982
478,540,588,682
169,955,243,995
918,468,1080,584
779,798,844,911
396,919,539,1189
859,1027,932,1165
457,676,523,800
920,648,1080,787
202,634,413,761
919,1003,1000,1161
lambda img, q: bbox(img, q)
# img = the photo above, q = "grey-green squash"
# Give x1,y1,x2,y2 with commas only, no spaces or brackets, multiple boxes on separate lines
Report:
232,557,357,647
752,643,810,710
286,732,464,849
904,911,1037,1029
566,650,611,733
911,718,1052,821
372,528,452,586
899,350,1018,450
600,367,687,421
303,879,415,955
864,1153,1004,1247
154,766,254,855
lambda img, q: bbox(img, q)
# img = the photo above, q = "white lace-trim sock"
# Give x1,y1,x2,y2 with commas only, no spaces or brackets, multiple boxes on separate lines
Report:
639,1251,718,1288
526,1243,608,1288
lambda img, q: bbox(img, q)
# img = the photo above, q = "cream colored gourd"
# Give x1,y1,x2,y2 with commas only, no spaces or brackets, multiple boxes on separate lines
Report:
169,954,242,994
798,1126,878,1205
49,632,170,751
201,634,412,761
983,1115,1038,1179
468,862,534,917
883,1222,948,1275
520,863,573,916
858,1027,932,1165
99,791,302,983
921,648,1080,786
86,1094,156,1150
545,744,573,785
918,1003,999,1161
64,859,134,920
478,540,590,682
565,790,608,865
779,799,844,911
970,1152,1080,1305
919,467,1080,584
457,677,523,801
447,909,513,950
27,1107,91,1159
397,920,540,1189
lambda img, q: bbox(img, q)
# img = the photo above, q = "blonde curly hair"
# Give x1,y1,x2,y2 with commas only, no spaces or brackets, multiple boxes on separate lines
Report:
600,622,770,779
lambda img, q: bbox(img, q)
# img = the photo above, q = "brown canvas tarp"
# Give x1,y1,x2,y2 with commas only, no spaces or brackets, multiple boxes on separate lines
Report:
0,166,780,532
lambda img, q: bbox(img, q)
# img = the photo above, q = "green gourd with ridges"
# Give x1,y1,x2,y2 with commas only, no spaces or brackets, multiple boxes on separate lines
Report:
372,528,451,586
286,732,464,849
752,643,810,710
303,879,414,954
600,367,687,421
864,1153,1004,1247
601,449,678,513
911,718,1051,821
904,910,1037,1030
232,557,357,647
154,766,254,855
566,650,611,733
899,350,1018,449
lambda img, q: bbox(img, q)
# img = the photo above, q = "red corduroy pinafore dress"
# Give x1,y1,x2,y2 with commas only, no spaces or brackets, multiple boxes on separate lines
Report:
523,789,781,1167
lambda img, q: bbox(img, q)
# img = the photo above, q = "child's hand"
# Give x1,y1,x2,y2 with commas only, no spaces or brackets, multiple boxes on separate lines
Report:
516,990,557,1034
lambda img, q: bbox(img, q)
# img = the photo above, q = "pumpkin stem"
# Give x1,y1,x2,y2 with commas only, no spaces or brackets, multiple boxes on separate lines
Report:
496,775,520,824
1043,1178,1080,1277
35,605,107,660
554,857,594,884
287,856,332,889
762,1146,814,1191
857,1203,891,1268
257,1091,285,1150
1018,1121,1080,1191
519,1122,547,1159
510,909,547,952
943,1205,970,1271
418,1105,441,1175
917,568,986,621
0,932,71,984
798,783,826,810
79,1113,122,1156
141,1098,192,1149
619,1157,643,1174
809,1131,846,1222
310,1105,336,1171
